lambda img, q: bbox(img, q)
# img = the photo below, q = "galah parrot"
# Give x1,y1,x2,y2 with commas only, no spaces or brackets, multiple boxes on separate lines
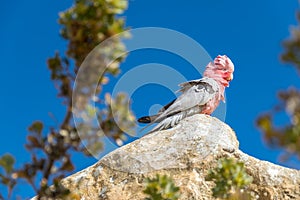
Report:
138,55,234,134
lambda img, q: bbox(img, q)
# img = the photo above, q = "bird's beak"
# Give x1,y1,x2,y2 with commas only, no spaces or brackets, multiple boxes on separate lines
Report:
226,73,233,81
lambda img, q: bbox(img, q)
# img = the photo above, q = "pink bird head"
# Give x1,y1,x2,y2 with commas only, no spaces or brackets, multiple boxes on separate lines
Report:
203,55,234,87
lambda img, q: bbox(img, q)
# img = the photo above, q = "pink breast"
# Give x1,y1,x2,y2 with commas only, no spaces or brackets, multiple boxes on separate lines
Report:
200,97,220,115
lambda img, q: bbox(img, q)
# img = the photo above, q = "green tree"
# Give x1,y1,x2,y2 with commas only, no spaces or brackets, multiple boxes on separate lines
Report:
0,0,135,199
256,8,300,163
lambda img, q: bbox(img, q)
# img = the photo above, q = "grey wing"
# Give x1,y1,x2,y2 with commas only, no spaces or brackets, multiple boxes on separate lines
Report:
154,77,219,122
141,78,219,133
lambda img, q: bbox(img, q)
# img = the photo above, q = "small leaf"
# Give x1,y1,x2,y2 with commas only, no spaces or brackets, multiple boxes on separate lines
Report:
60,157,74,171
28,121,44,135
0,154,15,174
27,135,41,148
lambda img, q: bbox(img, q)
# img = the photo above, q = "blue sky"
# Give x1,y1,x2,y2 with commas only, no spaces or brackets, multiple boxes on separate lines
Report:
1,0,300,198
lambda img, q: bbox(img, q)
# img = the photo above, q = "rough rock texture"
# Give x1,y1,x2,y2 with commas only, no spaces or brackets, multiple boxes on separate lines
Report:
61,114,300,200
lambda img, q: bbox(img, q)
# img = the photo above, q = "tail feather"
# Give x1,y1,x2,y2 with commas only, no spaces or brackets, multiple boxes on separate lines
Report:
137,98,177,124
142,111,185,136
137,115,160,123
137,116,152,123
137,114,167,133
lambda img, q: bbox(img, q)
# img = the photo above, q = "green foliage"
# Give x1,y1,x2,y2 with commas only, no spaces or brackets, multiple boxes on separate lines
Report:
0,154,15,175
47,0,133,154
143,174,181,200
0,0,134,199
14,120,75,199
0,154,16,199
205,158,253,199
257,89,300,161
257,7,300,163
59,0,128,67
281,11,300,72
100,93,136,145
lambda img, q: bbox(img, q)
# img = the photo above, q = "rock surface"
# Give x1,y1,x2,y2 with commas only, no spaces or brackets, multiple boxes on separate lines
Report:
61,114,300,200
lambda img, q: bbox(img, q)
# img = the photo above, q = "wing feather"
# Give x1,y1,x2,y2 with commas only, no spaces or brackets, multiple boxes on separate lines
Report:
153,78,219,122
140,77,219,133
